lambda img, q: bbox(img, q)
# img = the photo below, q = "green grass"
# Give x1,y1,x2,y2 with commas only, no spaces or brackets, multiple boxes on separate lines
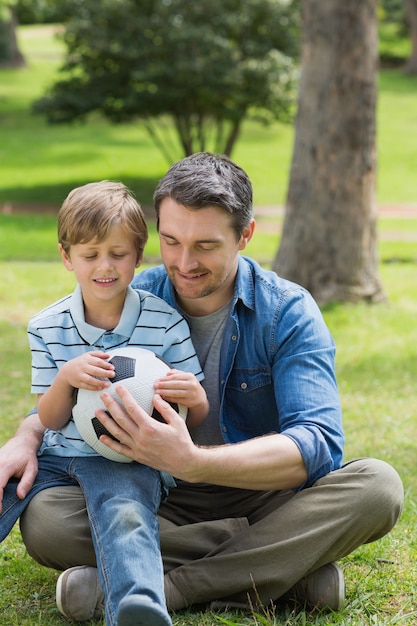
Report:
377,70,417,204
1,21,417,626
2,228,417,625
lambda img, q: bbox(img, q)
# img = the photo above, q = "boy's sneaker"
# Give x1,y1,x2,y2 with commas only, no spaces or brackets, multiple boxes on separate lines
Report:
289,562,345,611
117,595,171,626
56,565,104,621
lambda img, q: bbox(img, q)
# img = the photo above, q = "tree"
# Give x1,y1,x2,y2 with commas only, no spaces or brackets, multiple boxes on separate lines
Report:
33,0,299,162
16,0,64,24
404,0,417,73
273,0,386,306
0,2,25,67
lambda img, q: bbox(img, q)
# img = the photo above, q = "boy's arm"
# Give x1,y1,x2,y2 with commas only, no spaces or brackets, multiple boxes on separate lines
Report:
37,370,76,430
183,382,208,429
184,397,209,429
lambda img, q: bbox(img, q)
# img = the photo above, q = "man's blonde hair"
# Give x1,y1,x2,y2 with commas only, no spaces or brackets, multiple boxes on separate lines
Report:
58,180,148,259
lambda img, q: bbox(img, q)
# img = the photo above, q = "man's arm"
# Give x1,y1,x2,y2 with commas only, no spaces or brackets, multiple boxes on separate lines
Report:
97,388,308,491
0,413,45,512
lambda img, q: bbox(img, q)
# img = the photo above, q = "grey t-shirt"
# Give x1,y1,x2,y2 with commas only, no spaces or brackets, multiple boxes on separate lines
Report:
183,300,232,446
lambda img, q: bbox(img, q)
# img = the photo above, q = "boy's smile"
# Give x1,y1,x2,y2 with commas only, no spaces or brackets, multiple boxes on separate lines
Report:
59,223,141,327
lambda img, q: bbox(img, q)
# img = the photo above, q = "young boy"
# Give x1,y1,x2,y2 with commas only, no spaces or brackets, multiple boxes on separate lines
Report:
0,181,208,626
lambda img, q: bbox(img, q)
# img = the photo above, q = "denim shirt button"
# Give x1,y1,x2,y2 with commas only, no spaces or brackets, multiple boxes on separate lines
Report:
241,382,247,389
222,426,227,432
231,335,237,341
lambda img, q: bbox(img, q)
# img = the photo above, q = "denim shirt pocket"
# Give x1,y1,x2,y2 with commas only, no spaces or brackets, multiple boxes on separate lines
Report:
223,368,279,439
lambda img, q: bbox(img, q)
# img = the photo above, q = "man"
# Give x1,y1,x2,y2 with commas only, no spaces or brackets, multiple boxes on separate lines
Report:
0,153,403,621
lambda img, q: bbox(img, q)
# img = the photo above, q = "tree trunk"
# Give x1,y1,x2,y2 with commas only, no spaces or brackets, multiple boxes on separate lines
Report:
272,0,385,305
0,6,25,68
404,0,417,74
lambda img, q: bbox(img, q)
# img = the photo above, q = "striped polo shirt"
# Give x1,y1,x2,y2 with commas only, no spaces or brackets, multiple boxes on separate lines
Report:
28,285,203,457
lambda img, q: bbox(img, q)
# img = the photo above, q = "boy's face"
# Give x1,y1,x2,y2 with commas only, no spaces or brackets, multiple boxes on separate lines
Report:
59,223,141,312
158,198,254,316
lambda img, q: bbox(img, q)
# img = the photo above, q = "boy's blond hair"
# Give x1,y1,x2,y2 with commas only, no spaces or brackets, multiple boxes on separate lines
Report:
58,181,148,260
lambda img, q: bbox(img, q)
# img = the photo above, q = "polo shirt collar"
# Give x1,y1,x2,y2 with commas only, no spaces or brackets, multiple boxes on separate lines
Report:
69,285,141,344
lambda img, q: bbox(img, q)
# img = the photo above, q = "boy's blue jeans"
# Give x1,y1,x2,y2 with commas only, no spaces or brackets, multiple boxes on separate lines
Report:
0,454,171,626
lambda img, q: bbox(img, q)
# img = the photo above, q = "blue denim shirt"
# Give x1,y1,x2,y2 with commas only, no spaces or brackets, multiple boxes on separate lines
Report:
132,256,344,487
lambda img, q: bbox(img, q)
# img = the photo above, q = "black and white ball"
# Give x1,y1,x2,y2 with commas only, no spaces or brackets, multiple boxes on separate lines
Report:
72,347,187,463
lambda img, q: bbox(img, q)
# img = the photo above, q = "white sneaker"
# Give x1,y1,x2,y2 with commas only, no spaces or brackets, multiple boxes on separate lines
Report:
56,565,104,621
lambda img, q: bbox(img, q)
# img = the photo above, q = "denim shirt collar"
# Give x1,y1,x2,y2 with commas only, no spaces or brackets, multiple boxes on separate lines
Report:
233,256,256,312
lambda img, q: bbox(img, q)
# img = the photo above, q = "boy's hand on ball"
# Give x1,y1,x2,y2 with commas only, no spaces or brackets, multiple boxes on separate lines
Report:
154,369,206,410
60,351,115,390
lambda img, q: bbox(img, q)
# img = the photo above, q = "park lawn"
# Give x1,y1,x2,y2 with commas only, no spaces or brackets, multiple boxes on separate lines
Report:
1,221,417,625
1,20,417,626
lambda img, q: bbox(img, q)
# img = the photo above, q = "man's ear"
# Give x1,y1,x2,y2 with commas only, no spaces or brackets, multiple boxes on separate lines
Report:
238,219,256,251
58,243,73,271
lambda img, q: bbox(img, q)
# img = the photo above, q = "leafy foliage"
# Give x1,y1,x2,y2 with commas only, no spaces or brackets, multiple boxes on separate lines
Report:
15,0,64,24
33,0,299,160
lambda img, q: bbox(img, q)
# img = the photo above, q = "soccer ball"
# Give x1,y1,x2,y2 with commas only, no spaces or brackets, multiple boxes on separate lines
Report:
72,347,187,463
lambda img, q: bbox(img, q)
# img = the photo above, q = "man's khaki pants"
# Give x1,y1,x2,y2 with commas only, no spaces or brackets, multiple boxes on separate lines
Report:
20,458,403,608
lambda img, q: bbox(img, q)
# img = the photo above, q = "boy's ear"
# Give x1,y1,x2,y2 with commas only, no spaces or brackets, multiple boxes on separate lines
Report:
135,251,144,268
58,243,73,271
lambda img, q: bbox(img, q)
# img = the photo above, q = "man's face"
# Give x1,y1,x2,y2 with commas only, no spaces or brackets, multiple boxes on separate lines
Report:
158,198,254,316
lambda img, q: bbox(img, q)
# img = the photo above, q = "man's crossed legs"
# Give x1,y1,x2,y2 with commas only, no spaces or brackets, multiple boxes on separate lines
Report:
19,458,403,619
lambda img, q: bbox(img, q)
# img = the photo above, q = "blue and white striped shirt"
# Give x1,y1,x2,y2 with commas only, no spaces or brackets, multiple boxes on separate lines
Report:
28,285,203,457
